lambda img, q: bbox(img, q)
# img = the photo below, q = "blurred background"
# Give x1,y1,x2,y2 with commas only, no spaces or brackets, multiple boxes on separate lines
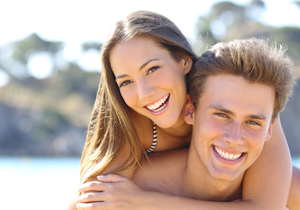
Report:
0,0,300,209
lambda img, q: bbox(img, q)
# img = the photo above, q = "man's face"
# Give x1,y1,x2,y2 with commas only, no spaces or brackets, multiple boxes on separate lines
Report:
186,74,275,182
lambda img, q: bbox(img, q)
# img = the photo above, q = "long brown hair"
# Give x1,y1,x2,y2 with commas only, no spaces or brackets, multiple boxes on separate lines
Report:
80,10,198,184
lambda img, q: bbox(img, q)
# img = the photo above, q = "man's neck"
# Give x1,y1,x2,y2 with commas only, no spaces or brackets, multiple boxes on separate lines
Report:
181,145,243,201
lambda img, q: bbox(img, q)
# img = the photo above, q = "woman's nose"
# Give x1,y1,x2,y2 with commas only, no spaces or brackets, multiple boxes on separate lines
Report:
137,80,155,100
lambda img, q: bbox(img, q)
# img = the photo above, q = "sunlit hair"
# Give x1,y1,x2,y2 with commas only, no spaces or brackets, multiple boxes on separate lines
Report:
80,10,198,184
189,38,296,122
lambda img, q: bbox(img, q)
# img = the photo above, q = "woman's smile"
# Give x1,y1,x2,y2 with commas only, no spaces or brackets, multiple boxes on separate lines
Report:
145,94,170,113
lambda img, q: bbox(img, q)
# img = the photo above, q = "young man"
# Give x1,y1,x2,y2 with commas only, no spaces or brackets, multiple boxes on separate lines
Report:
75,38,297,209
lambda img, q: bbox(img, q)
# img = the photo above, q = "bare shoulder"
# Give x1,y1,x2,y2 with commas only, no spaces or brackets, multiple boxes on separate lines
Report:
133,148,188,191
129,108,154,148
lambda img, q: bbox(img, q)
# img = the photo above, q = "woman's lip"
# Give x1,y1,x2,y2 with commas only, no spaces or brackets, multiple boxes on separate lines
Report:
145,94,169,107
144,94,170,111
144,94,170,115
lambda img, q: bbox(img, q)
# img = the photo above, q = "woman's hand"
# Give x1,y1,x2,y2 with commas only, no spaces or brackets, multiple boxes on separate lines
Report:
76,174,150,210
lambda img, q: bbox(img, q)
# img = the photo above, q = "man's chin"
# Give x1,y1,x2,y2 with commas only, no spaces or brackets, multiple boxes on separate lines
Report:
208,168,244,183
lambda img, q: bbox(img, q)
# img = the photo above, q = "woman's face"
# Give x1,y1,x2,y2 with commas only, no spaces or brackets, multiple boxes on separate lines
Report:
110,37,192,128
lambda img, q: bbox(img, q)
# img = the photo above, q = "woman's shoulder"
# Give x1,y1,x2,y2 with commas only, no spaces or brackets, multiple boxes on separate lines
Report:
129,108,154,148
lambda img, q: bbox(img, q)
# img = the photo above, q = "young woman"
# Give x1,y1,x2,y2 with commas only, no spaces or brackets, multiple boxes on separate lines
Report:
74,10,297,209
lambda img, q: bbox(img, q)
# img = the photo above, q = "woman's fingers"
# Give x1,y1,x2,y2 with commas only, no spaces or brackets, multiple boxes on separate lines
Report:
97,174,127,183
77,191,104,203
79,174,127,193
79,181,105,193
76,201,106,210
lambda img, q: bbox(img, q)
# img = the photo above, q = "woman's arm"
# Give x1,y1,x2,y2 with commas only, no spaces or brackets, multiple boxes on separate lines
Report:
242,117,292,209
76,174,288,210
287,165,300,209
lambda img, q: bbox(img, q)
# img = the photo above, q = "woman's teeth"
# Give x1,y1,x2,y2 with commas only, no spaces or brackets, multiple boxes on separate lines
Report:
214,146,242,160
147,95,169,112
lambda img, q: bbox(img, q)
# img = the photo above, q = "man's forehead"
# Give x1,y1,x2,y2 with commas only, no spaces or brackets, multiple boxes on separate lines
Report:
200,74,275,119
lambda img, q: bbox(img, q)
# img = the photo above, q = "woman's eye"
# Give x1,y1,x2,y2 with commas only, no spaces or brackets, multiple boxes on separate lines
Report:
147,66,159,75
119,80,132,88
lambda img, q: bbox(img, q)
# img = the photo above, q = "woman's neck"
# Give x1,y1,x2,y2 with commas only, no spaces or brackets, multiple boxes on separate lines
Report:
155,117,192,151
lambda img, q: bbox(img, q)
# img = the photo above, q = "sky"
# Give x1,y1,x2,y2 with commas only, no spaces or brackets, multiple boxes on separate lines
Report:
0,0,299,83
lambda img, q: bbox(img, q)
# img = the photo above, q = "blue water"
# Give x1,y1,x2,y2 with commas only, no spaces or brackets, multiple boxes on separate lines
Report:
293,156,300,168
0,157,299,210
0,157,80,210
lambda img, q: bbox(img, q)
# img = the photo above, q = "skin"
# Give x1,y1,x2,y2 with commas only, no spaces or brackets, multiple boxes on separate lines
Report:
72,37,295,210
76,75,283,209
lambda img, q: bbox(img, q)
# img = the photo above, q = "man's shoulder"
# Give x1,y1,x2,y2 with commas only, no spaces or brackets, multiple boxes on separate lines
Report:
147,148,189,165
132,148,188,190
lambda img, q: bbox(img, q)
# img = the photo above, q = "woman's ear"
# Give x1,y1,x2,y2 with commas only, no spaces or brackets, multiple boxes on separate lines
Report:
183,94,195,125
182,57,193,75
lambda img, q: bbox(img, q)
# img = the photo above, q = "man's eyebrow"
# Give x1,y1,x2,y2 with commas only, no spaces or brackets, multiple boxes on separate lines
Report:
115,58,159,81
210,105,267,120
210,106,235,116
245,114,267,120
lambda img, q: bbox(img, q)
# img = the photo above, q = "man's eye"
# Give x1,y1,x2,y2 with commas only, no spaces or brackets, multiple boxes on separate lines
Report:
119,80,132,88
248,120,261,126
216,113,228,118
147,66,159,75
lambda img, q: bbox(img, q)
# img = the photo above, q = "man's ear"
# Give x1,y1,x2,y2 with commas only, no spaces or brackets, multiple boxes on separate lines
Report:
265,119,276,142
183,94,195,125
182,57,193,75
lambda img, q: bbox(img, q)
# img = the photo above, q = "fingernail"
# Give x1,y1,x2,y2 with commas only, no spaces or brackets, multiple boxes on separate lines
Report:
97,175,106,179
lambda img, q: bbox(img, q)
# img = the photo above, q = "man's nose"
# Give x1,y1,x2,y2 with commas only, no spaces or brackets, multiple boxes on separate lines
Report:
223,122,244,146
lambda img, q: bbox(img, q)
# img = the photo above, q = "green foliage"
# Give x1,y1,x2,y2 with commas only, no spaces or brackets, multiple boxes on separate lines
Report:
195,1,300,67
12,33,63,65
81,41,102,52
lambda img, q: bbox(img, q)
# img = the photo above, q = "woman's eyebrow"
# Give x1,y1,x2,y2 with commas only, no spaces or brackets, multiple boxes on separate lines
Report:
115,74,128,80
139,58,159,71
115,58,160,81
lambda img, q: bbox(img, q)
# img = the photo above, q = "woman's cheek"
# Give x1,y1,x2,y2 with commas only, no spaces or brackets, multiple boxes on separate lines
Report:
120,88,137,108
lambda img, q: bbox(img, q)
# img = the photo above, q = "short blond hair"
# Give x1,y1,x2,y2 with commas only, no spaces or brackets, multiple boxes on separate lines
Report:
189,38,296,121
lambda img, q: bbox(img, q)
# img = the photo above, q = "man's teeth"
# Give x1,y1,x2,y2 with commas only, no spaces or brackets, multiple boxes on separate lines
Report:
147,95,169,112
214,146,242,160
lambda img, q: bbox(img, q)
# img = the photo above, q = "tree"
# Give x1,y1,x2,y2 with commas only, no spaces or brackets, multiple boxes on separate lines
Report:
11,33,64,77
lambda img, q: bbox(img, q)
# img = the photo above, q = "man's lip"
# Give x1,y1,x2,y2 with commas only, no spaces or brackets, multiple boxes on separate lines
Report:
212,145,245,164
213,145,244,156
